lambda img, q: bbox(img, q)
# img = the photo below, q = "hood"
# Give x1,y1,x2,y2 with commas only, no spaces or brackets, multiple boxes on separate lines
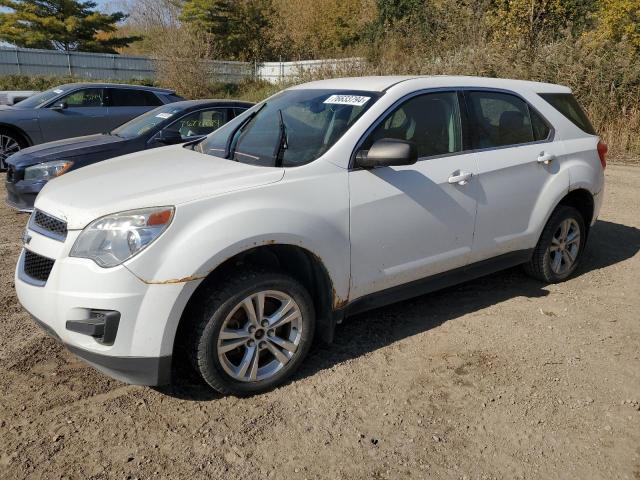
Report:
35,144,285,229
8,134,125,168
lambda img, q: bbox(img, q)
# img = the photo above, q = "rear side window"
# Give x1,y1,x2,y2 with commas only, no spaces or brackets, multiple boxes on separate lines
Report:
531,109,551,141
362,91,463,158
539,93,595,135
466,91,545,148
109,88,163,107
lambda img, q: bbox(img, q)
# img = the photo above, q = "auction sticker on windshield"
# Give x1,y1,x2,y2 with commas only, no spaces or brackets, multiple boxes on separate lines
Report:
324,95,370,106
156,113,174,119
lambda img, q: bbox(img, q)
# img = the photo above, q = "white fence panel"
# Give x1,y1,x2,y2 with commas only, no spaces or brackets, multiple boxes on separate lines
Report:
0,47,365,84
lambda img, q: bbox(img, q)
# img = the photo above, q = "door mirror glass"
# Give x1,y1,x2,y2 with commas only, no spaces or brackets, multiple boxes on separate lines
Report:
51,101,67,110
156,129,184,145
356,138,417,168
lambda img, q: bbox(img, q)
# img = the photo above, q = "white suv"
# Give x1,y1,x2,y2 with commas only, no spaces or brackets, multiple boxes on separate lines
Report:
15,76,606,395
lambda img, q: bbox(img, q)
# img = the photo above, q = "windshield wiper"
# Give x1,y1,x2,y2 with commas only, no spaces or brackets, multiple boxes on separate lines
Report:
273,109,288,167
226,103,266,159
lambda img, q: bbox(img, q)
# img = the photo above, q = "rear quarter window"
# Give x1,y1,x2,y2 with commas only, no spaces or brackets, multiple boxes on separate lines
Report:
539,93,595,135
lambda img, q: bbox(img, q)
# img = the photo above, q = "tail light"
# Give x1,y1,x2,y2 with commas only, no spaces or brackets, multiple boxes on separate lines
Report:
597,141,608,170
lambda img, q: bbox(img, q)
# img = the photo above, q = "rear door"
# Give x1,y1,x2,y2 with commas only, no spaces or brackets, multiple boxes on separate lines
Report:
40,87,107,141
463,89,565,262
106,88,164,131
349,90,479,300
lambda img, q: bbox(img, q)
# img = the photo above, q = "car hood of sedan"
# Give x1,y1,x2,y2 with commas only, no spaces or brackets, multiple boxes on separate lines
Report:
34,144,285,229
7,134,125,168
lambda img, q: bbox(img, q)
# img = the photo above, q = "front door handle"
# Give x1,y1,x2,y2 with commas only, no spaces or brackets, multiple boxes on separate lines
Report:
537,152,555,165
448,170,473,186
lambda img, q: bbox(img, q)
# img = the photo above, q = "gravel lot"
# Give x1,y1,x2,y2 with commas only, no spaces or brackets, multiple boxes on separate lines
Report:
1,165,639,480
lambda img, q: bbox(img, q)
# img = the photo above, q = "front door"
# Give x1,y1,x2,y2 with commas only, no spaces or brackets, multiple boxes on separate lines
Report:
349,91,479,300
40,87,107,141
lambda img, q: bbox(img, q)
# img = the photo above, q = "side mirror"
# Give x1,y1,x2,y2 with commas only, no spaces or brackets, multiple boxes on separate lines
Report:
51,101,67,111
156,129,184,145
355,138,418,169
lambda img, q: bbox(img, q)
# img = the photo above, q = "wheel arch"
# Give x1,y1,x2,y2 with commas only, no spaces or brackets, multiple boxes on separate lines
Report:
557,188,595,231
172,243,341,361
0,122,33,146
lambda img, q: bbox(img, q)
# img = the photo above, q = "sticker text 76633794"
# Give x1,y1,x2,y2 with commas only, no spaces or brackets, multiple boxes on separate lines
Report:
323,95,370,107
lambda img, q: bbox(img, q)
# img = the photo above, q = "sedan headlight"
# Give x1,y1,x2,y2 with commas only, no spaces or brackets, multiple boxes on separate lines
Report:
70,207,174,268
24,160,74,181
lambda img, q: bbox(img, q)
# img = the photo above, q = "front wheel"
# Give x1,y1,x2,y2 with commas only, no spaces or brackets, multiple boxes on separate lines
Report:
524,205,586,283
0,128,26,171
186,269,315,396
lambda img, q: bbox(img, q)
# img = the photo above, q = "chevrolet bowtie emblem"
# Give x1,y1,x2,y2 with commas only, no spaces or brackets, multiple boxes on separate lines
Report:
22,230,31,245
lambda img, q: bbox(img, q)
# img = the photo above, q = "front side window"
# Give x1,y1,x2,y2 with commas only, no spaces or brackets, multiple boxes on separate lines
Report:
466,91,548,148
109,88,162,107
197,89,379,167
361,91,463,158
164,108,228,139
59,88,104,108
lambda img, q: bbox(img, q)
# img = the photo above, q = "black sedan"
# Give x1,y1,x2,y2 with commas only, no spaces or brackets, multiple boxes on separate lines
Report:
5,99,253,211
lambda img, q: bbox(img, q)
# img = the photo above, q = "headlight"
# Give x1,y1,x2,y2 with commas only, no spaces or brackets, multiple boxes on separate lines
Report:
70,207,174,268
24,160,73,181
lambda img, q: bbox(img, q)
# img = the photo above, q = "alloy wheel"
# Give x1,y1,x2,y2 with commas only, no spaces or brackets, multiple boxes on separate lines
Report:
548,218,581,275
217,290,303,382
0,135,21,169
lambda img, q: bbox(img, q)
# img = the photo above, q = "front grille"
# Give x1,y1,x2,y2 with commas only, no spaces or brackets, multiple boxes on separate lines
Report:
31,210,67,240
23,250,55,283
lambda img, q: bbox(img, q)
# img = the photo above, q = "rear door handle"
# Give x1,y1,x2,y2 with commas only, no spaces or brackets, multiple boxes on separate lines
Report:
537,152,555,165
448,170,473,185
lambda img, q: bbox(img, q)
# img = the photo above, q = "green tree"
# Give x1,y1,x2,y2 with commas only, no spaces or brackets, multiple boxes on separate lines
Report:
0,0,141,53
487,0,597,59
370,0,434,37
180,0,274,61
593,0,640,50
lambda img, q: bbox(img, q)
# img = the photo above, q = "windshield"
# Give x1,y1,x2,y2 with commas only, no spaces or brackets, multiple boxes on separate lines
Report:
14,86,69,108
196,89,379,167
111,104,188,139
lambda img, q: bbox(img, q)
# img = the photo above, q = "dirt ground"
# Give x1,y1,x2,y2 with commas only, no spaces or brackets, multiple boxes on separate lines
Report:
0,165,639,480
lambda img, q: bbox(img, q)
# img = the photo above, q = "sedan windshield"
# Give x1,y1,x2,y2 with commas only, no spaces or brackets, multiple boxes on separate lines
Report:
14,86,68,108
196,89,379,167
111,104,188,139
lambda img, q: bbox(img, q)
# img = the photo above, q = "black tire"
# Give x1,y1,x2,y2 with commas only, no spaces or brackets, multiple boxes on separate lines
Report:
524,205,587,283
0,128,27,171
185,269,315,396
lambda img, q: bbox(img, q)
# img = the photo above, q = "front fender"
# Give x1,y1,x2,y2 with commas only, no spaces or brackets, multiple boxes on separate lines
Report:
124,172,351,307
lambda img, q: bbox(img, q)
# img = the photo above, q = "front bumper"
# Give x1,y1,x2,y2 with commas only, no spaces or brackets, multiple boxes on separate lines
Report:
14,230,190,386
5,178,46,212
30,315,171,385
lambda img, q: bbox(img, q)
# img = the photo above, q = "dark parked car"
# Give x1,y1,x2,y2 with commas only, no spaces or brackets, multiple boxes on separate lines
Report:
5,99,253,211
0,82,184,170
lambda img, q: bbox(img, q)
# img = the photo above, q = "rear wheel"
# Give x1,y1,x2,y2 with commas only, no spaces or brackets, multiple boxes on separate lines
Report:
186,269,315,396
524,205,586,283
0,128,26,170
